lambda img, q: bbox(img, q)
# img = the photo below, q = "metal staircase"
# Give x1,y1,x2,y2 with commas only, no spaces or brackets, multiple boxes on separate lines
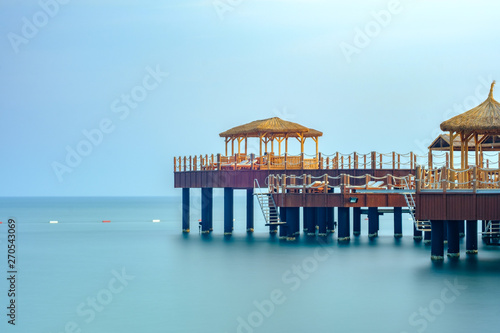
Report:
482,221,500,245
402,177,431,232
254,179,286,227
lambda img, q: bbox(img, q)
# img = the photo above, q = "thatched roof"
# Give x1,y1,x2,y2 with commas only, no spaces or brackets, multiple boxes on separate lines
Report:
440,81,500,134
429,133,500,151
219,117,323,138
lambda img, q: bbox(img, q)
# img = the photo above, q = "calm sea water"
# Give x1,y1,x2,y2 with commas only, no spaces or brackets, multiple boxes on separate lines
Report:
1,196,500,333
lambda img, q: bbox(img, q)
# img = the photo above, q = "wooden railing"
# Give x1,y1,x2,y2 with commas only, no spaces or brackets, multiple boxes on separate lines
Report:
416,166,500,192
174,151,426,172
266,173,415,194
174,151,500,173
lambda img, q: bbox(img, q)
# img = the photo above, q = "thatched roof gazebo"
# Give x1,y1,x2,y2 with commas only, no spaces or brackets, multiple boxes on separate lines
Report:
440,81,500,168
219,117,323,157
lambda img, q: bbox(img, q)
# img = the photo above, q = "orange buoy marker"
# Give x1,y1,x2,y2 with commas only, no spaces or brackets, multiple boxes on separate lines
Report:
102,220,111,223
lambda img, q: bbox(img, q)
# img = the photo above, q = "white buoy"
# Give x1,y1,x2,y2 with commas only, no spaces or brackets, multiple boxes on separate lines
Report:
153,219,160,223
49,221,58,224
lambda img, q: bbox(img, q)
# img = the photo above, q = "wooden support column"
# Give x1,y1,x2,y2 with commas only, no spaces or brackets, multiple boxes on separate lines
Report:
279,207,288,239
286,207,300,241
394,207,402,238
431,220,445,260
368,207,378,238
338,207,350,242
447,220,460,258
269,203,278,234
466,220,478,254
413,224,422,241
458,220,465,238
182,188,190,233
224,188,234,236
246,188,254,232
327,207,335,233
353,207,361,236
317,207,327,236
201,188,213,234
424,230,431,245
304,207,315,236
443,220,448,243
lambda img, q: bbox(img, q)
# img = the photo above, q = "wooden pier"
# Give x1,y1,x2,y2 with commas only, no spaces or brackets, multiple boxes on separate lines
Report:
174,82,500,261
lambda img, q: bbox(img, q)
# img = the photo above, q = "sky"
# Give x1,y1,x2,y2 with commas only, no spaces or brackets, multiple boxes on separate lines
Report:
1,0,500,197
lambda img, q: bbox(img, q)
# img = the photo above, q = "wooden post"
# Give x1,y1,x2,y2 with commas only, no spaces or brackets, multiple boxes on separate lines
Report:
282,174,287,193
326,157,330,170
392,151,396,169
183,156,186,171
318,153,323,169
348,155,352,169
189,156,192,171
301,153,304,169
472,166,477,193
354,152,358,169
397,153,401,169
284,153,288,171
250,153,254,170
335,152,339,169
410,152,414,170
234,153,237,170
371,151,376,169
379,153,382,169
446,152,449,168
364,154,367,169
217,154,221,171
174,157,177,172
428,151,433,169
416,165,421,193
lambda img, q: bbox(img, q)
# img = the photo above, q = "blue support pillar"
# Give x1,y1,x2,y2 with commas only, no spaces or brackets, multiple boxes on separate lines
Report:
269,204,279,234
424,231,431,245
279,207,288,239
327,207,335,233
458,220,465,238
447,220,460,258
394,207,402,238
368,207,378,238
431,220,444,260
466,220,478,254
338,207,350,242
287,207,300,241
443,220,448,243
201,188,213,234
224,188,234,236
413,224,422,241
317,208,327,236
304,207,315,236
353,207,361,236
182,188,190,233
246,188,254,232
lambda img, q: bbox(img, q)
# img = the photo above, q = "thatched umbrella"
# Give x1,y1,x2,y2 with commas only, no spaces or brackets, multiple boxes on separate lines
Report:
219,117,323,156
440,81,500,168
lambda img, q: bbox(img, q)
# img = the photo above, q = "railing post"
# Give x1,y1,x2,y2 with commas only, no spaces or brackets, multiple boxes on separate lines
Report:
324,174,328,195
416,165,421,193
318,152,323,169
250,153,254,170
189,156,192,171
282,174,286,193
183,156,187,171
284,153,288,171
371,151,376,169
472,166,477,193
194,156,197,171
326,157,330,170
354,152,358,169
410,152,414,169
392,151,396,169
217,153,221,170
301,153,305,169
364,154,367,169
174,157,177,172
302,174,307,195
335,152,339,169
446,152,449,168
442,167,448,192
398,153,401,169
428,151,433,169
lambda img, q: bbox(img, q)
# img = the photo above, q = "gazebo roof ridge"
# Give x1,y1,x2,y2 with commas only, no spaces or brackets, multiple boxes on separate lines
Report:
440,81,500,134
219,117,322,138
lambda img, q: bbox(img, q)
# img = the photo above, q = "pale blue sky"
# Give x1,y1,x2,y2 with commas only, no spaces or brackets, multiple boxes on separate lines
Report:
1,0,500,196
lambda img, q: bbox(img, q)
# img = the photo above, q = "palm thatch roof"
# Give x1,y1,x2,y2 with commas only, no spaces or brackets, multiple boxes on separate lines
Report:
440,81,500,134
219,117,322,138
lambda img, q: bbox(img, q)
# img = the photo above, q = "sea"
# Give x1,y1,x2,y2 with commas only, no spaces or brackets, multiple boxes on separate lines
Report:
1,196,499,333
